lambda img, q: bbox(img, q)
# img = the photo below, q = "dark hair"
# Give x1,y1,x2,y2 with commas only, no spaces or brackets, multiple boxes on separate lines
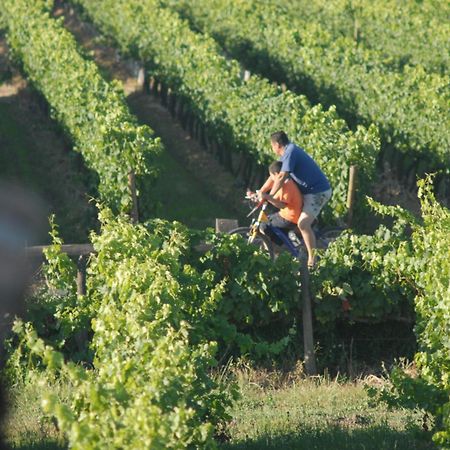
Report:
269,161,282,174
270,131,289,147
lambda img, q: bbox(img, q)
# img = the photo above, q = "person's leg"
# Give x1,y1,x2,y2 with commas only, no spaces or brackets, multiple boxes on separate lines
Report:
261,213,294,246
298,189,332,267
298,211,316,266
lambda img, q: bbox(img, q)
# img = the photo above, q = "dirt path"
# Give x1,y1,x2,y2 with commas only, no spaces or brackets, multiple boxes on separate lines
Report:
56,4,247,227
0,35,97,243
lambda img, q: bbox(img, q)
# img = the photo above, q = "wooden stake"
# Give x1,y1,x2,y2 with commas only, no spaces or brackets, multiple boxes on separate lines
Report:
300,259,317,376
346,165,358,228
149,76,156,95
128,170,139,223
354,17,360,43
76,255,87,296
75,254,89,350
137,67,145,91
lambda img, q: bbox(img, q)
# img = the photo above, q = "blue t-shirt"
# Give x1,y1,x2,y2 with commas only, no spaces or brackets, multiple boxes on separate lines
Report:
280,143,330,194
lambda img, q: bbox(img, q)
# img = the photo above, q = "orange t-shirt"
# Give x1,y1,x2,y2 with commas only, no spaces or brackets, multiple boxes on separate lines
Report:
274,179,303,224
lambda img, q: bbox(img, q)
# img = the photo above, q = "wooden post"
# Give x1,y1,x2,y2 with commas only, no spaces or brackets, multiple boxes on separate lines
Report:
354,18,359,43
188,114,195,137
204,134,212,153
212,140,223,164
144,71,151,95
137,67,145,91
300,259,317,376
181,105,189,129
175,96,183,118
149,76,156,95
76,255,87,296
128,171,139,223
199,123,207,147
75,254,89,351
160,83,167,106
346,165,358,228
168,89,176,116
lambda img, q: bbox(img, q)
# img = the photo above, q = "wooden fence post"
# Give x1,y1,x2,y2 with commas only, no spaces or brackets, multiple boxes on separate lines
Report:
137,66,145,91
300,260,317,376
76,255,87,296
149,76,156,95
354,18,360,43
128,170,139,223
346,165,358,228
75,255,89,351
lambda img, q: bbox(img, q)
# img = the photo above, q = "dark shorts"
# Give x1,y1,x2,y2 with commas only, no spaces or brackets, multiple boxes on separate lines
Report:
260,213,296,246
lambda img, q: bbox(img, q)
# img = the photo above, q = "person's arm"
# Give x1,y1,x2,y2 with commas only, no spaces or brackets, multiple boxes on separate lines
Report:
256,175,274,201
261,192,286,210
269,171,290,196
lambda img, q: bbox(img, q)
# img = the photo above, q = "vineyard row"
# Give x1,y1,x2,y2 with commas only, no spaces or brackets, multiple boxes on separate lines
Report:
1,0,161,216
163,0,450,182
69,0,380,222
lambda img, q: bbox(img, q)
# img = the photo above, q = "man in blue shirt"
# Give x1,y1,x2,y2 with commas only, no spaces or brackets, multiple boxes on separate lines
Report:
258,131,332,268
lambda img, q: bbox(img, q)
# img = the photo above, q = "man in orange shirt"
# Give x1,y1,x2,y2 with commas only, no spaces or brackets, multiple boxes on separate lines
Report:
258,161,303,245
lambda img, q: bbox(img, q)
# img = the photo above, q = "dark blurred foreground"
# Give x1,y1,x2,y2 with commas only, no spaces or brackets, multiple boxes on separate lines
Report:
0,182,47,449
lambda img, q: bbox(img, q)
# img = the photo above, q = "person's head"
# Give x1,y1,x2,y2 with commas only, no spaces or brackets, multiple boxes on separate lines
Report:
270,131,289,157
268,161,282,180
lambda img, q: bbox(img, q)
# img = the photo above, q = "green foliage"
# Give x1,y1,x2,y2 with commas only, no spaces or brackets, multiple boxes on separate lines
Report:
90,211,300,357
312,226,414,323
6,210,306,447
359,177,450,446
4,220,93,381
69,0,380,222
195,231,299,357
408,178,450,447
163,0,450,172
1,0,161,214
12,319,234,449
283,0,450,75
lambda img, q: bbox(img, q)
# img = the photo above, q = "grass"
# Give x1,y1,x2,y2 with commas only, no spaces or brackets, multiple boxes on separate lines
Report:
2,381,66,450
0,100,97,243
151,146,236,230
2,368,435,450
218,366,435,450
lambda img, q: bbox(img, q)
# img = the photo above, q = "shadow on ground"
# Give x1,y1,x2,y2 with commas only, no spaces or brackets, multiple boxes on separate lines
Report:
220,424,435,450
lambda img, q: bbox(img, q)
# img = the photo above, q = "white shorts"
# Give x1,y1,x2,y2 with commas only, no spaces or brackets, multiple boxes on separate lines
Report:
302,189,332,219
